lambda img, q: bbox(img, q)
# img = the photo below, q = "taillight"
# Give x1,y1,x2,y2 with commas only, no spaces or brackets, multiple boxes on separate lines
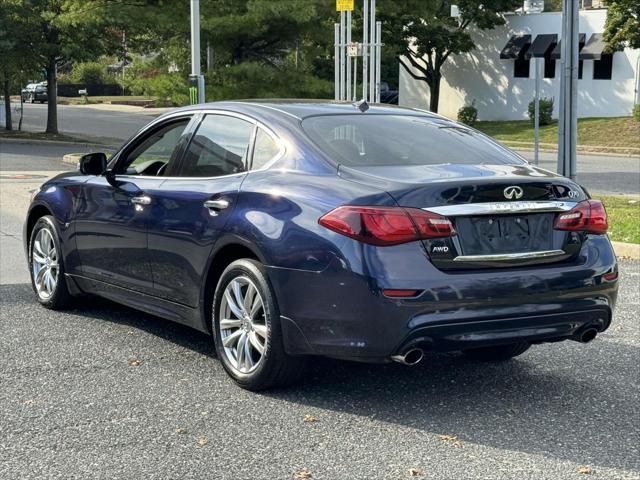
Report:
318,206,456,246
554,200,608,234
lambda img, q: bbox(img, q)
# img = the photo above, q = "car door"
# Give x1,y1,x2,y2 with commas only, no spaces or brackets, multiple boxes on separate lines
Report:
74,115,193,294
146,112,256,307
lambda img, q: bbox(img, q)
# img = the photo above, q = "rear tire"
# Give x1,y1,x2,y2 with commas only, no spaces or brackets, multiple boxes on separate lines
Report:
212,259,306,390
462,342,530,362
28,216,74,310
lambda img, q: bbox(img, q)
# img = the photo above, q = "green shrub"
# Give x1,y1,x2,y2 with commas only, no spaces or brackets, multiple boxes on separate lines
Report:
71,62,108,85
204,62,334,101
457,101,478,126
633,104,640,122
126,73,188,107
527,97,554,125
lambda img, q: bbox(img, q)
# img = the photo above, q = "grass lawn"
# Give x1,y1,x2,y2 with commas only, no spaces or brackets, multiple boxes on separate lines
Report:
475,117,640,153
599,195,640,244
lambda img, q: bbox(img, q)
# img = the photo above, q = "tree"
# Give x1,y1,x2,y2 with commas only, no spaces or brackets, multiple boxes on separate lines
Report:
604,0,640,51
0,1,40,131
380,0,521,112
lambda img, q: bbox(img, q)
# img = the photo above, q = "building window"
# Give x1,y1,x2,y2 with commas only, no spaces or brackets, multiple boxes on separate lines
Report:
593,54,613,80
544,56,556,78
514,58,530,78
578,60,583,79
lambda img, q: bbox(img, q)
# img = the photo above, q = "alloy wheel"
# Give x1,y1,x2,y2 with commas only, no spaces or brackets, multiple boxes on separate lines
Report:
218,275,268,374
31,228,59,300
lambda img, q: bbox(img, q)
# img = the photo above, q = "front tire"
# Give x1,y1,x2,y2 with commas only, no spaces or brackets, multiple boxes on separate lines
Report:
462,342,531,362
29,216,73,309
212,259,306,390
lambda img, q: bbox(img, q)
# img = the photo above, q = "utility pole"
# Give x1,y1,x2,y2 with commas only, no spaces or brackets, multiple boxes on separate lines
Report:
189,0,205,104
557,0,579,179
334,0,380,102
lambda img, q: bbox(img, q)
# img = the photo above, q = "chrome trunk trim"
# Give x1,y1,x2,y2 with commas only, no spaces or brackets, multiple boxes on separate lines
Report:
426,201,577,217
453,249,566,263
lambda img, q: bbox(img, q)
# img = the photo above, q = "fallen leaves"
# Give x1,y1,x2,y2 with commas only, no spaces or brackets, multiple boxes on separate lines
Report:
175,427,187,435
576,466,594,475
408,467,424,476
303,414,317,423
23,399,35,406
197,436,209,447
127,358,142,367
437,434,462,448
293,469,312,479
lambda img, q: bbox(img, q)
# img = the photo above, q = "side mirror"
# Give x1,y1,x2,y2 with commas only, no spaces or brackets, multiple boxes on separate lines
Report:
78,152,107,175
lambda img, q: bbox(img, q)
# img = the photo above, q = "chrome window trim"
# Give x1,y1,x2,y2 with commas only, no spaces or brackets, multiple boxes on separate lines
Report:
112,108,287,181
453,250,566,262
426,201,577,217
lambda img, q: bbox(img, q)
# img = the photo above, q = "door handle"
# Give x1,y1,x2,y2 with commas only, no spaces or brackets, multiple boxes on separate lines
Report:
131,195,152,205
204,199,230,210
204,199,230,216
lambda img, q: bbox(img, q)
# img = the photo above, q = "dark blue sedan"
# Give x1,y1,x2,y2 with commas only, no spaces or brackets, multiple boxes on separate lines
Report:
24,101,618,390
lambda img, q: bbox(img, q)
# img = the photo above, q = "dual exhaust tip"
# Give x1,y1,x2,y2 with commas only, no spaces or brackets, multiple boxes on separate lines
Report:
392,328,599,365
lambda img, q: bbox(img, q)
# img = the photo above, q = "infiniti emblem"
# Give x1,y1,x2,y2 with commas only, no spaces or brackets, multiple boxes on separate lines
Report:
504,186,524,200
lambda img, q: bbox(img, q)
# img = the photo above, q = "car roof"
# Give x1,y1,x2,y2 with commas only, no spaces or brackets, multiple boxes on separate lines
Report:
168,99,439,122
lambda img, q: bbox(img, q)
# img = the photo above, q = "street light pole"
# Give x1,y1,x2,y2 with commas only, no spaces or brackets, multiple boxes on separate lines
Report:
190,0,205,104
557,0,579,179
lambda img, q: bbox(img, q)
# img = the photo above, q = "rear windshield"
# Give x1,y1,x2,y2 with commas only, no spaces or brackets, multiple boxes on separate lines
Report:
302,114,524,167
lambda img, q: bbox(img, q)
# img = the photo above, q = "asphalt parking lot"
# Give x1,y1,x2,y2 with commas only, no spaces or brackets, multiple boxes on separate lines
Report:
1,261,639,479
1,145,639,479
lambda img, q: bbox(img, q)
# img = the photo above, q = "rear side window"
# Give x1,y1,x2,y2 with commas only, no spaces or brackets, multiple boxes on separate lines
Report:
302,114,524,167
179,114,255,177
251,128,280,170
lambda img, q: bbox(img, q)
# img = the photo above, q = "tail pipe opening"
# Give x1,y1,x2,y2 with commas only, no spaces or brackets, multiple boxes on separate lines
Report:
576,328,598,343
391,348,424,366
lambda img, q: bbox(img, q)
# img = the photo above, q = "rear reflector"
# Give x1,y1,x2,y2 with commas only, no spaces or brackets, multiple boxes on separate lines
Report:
554,200,608,234
602,271,618,282
318,206,456,246
383,289,420,298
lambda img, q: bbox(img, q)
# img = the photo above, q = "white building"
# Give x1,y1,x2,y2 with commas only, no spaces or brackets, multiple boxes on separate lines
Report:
399,9,640,120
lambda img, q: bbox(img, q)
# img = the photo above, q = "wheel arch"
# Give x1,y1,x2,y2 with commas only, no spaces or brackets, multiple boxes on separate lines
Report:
25,204,54,251
199,239,264,334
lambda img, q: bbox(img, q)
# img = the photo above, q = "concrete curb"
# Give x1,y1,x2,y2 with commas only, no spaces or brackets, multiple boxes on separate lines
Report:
62,153,85,166
612,241,640,259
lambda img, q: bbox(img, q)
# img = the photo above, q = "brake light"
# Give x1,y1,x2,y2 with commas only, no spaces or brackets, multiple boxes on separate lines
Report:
554,200,608,234
318,206,456,246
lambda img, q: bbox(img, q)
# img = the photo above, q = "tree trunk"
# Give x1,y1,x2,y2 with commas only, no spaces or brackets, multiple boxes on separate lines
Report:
45,58,58,134
429,73,441,113
3,75,12,131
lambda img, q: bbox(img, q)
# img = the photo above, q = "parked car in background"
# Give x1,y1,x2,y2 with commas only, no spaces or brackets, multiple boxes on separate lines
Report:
21,82,48,103
24,101,618,390
379,82,398,104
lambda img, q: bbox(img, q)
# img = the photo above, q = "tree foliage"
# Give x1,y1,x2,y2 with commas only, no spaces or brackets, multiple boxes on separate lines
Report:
604,0,640,51
380,0,520,112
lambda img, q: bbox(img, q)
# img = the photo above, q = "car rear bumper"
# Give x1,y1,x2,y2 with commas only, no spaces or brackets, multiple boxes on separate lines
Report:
266,235,618,361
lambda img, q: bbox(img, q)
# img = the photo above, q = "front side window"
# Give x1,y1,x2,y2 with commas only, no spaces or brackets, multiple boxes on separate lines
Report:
302,114,524,167
178,114,254,177
119,119,190,176
251,128,280,170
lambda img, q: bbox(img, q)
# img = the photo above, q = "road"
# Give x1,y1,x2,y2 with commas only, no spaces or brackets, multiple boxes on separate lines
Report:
8,102,159,145
1,148,639,479
5,102,640,195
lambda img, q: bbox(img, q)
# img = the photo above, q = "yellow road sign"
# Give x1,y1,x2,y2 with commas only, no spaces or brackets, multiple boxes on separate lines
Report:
336,0,354,11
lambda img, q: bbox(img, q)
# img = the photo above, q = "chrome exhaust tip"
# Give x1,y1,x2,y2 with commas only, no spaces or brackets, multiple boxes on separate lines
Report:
391,348,424,366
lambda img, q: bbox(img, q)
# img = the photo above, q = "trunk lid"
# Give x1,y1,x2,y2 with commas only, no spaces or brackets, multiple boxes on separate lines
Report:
339,163,587,269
